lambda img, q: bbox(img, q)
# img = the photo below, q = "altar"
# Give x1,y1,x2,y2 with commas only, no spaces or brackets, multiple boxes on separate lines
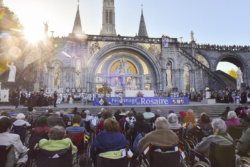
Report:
124,90,154,97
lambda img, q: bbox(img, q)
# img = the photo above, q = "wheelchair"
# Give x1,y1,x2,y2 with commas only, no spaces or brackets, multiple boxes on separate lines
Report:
138,144,187,167
33,143,74,167
66,131,90,167
0,145,28,167
88,146,131,167
227,125,247,140
190,142,236,167
11,124,28,143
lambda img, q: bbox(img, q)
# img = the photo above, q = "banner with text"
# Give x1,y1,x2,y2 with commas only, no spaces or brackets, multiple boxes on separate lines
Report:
94,97,189,106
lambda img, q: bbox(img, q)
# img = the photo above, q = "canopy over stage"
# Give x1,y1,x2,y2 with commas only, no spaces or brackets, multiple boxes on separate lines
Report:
94,97,189,106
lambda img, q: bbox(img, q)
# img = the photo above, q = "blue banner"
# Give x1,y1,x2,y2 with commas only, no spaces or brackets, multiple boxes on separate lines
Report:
94,97,189,106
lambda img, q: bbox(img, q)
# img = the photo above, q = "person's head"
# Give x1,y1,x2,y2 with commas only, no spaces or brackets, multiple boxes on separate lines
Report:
116,108,121,112
28,107,33,112
16,113,25,120
225,107,230,111
227,111,237,119
244,106,249,109
36,116,48,127
145,107,151,112
101,108,106,113
1,112,8,117
167,113,178,123
135,113,144,121
131,108,135,111
81,111,87,118
154,109,161,116
84,110,90,115
67,109,73,114
72,114,82,125
127,111,134,117
104,118,119,132
155,117,169,129
212,118,227,134
248,109,250,116
49,126,66,140
0,117,12,133
187,109,193,114
103,110,112,120
73,107,78,112
200,113,211,124
48,109,53,113
168,110,174,114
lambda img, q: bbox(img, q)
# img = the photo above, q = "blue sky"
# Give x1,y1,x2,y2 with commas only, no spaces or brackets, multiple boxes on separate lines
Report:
4,0,247,72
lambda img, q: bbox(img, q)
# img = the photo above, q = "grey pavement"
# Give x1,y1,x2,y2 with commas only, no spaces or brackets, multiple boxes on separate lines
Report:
0,101,242,119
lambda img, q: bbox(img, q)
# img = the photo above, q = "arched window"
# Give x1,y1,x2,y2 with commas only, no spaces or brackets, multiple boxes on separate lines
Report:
106,9,109,24
109,10,112,24
183,65,190,92
166,61,172,86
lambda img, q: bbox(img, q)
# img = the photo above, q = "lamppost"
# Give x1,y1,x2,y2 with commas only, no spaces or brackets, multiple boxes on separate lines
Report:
103,82,108,106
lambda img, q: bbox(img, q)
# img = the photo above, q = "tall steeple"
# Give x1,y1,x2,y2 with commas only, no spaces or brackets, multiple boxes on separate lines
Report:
70,0,84,37
100,0,116,36
138,5,148,38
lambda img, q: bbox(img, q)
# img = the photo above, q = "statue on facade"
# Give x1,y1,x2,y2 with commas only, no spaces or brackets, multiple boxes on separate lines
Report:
237,67,243,90
115,58,132,74
6,62,16,82
166,65,172,86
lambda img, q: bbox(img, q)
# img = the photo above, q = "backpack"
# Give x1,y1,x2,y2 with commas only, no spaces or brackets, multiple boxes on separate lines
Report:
133,132,146,154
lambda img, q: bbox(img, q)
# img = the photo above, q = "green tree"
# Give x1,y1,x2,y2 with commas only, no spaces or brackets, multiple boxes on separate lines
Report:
228,68,238,79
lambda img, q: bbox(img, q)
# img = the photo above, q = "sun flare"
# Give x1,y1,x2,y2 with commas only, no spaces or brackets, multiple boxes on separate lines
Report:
24,28,45,44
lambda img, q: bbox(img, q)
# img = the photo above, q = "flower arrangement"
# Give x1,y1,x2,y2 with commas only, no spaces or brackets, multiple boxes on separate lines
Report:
98,88,103,93
137,91,144,97
107,87,112,94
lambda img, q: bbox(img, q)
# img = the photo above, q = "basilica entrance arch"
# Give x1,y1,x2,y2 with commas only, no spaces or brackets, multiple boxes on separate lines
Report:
87,43,162,94
215,55,248,84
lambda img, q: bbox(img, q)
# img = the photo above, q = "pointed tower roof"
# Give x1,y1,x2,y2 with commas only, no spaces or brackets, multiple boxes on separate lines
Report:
138,6,148,38
71,1,83,35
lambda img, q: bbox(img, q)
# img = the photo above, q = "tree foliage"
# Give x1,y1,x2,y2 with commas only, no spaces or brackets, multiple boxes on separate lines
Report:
0,2,23,74
228,68,238,79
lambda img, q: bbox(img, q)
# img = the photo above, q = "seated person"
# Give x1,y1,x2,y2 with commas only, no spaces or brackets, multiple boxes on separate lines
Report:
66,114,89,136
168,113,182,129
8,108,17,118
225,111,241,128
39,126,77,154
90,118,128,162
138,117,179,154
13,113,31,127
47,112,66,128
237,127,250,155
127,113,152,142
32,116,50,135
96,110,112,135
194,118,233,156
0,117,28,165
143,107,155,120
188,113,213,142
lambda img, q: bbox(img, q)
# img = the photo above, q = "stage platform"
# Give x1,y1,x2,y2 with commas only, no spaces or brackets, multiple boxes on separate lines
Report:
0,101,239,119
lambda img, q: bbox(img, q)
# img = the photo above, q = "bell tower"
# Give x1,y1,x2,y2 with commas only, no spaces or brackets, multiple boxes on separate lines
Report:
100,0,116,36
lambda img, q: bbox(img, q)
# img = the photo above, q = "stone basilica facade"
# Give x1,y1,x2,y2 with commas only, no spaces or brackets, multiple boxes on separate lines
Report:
6,0,250,95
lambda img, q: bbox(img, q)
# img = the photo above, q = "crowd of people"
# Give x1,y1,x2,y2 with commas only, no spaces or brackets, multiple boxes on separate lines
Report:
0,105,250,166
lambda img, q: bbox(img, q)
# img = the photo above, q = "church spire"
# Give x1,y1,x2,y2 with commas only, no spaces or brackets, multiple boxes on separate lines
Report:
71,0,83,36
138,4,148,38
100,0,116,36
